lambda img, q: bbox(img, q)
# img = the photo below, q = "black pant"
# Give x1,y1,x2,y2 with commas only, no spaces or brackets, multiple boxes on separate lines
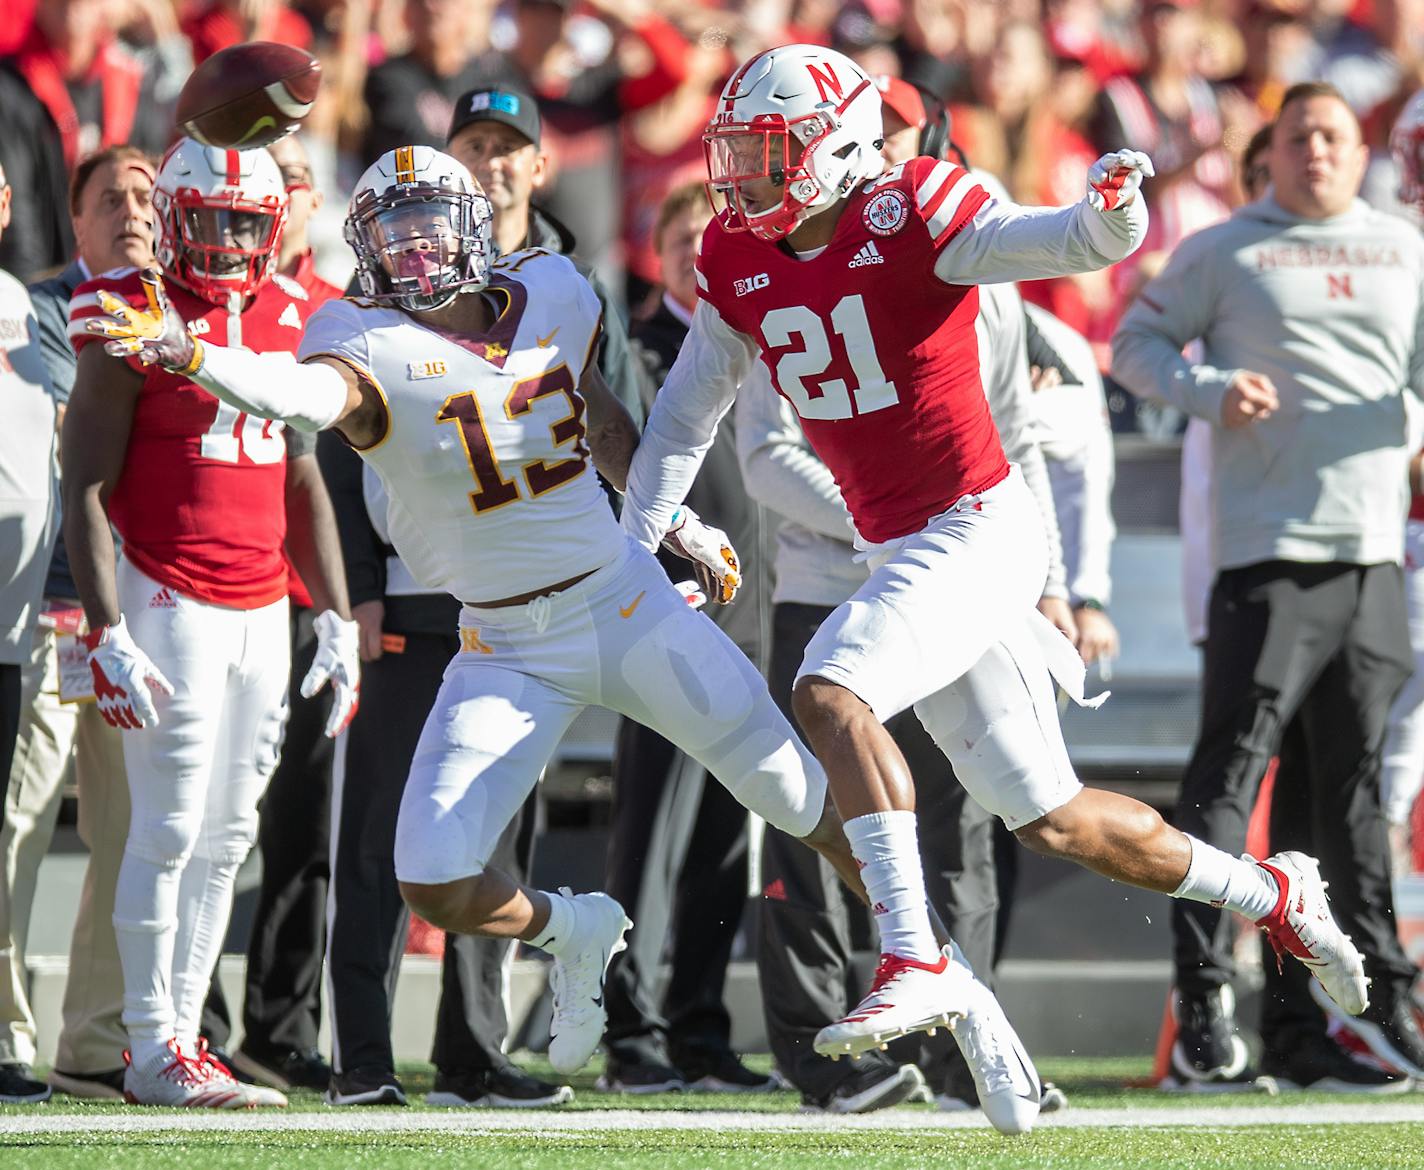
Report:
0,661,19,825
602,716,750,1067
1172,560,1415,1003
203,607,333,1052
756,602,998,1099
325,629,532,1076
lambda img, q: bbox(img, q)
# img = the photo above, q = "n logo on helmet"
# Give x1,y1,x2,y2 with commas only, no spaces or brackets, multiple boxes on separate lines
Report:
807,64,843,104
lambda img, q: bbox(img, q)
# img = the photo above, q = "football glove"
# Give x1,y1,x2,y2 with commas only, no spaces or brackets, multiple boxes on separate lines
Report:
300,609,361,737
1086,150,1155,212
85,267,203,373
80,615,175,730
662,506,741,605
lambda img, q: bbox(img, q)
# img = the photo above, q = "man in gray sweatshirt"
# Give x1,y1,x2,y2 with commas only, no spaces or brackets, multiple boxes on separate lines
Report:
1113,81,1424,1090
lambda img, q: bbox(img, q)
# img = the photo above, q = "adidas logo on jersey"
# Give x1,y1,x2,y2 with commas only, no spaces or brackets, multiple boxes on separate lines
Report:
149,588,177,609
847,241,885,268
278,303,303,330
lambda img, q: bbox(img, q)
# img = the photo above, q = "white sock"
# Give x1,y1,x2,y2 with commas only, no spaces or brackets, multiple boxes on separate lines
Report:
1171,836,1280,920
844,810,940,963
527,889,576,956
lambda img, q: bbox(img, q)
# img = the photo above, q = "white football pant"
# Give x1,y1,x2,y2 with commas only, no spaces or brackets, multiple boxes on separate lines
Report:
1383,518,1424,827
112,559,289,1053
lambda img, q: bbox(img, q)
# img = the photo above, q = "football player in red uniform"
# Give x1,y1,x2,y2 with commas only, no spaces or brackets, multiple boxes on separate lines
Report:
619,43,1371,1133
61,139,359,1108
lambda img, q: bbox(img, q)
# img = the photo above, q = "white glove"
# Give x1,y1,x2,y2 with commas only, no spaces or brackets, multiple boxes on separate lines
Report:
301,610,361,737
79,615,175,729
1086,150,1155,212
662,506,742,605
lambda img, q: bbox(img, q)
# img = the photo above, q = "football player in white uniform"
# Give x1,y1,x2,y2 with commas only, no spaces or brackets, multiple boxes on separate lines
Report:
84,145,859,1076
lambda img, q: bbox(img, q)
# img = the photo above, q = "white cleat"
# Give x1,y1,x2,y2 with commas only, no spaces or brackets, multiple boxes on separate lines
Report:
123,1040,253,1109
813,948,973,1059
948,970,1042,1136
1255,851,1369,1016
193,1041,288,1108
547,887,632,1074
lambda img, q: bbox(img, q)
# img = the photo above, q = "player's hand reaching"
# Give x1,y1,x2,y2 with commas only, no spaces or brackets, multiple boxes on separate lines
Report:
662,506,741,605
80,616,175,729
301,610,361,737
1086,150,1155,211
85,267,202,373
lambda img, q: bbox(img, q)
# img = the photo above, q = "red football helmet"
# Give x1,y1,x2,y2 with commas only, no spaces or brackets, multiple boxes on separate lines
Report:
153,137,289,306
1391,88,1424,213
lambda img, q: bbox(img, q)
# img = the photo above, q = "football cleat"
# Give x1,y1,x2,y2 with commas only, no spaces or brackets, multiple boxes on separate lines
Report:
947,957,1042,1135
547,888,632,1074
813,948,973,1059
123,1040,251,1109
1255,851,1369,1016
192,1040,288,1107
1171,985,1252,1084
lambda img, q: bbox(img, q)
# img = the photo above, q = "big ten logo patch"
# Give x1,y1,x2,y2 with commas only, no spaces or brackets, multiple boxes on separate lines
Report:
862,189,909,237
734,273,770,297
409,359,449,380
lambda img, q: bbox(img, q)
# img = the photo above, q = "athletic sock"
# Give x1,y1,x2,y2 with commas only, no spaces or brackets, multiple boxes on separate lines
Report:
1171,835,1280,920
843,810,941,963
527,889,576,956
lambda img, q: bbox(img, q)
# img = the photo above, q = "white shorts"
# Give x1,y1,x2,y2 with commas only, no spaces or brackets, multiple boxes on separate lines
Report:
797,466,1083,829
394,538,827,885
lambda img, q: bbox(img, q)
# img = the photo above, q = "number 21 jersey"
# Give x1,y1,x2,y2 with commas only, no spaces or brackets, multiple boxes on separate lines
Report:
298,249,622,601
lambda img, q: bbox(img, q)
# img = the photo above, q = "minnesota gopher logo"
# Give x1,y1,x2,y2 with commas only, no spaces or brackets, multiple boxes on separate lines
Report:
862,189,909,237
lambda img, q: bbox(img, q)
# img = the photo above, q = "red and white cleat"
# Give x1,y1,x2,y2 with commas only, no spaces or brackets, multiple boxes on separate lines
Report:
123,1040,251,1109
1256,851,1370,1017
192,1040,288,1107
813,949,972,1059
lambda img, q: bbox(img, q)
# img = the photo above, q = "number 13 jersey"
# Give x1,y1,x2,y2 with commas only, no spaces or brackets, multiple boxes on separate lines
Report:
298,249,623,601
696,156,1010,544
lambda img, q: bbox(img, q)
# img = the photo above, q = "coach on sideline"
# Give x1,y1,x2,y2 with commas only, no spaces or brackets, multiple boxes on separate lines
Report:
1113,81,1424,1090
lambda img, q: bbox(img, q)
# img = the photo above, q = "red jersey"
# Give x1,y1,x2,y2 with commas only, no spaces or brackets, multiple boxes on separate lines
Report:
69,268,316,609
695,155,1010,543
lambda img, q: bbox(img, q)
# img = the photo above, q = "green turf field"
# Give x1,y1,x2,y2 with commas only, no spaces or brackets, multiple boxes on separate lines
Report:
5,1057,1422,1170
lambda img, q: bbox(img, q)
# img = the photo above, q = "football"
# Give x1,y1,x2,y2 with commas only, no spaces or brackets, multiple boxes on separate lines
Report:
175,42,322,150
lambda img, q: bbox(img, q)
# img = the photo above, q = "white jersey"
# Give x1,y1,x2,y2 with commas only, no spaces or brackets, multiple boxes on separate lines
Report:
298,249,623,600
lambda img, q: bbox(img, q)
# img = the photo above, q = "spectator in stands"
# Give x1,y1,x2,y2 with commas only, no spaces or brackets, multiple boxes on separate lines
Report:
361,0,513,161
0,158,60,1104
3,146,152,1104
182,0,314,64
0,0,173,279
199,134,343,1094
1113,81,1424,1092
498,0,689,290
595,180,775,1096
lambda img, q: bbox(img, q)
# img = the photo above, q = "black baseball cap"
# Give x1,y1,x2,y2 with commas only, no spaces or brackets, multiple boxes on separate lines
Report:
447,86,542,149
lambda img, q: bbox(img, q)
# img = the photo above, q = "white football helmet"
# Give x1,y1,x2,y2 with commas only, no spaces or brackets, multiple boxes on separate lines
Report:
345,146,494,312
153,137,289,306
1391,88,1424,213
704,44,884,242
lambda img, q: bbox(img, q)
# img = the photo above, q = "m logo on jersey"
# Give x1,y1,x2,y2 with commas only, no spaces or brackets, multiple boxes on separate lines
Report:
408,359,449,379
848,241,885,268
278,303,303,330
461,627,495,655
863,189,909,237
734,273,770,296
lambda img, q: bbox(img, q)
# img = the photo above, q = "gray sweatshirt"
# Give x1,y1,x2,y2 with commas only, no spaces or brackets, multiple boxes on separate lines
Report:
1112,196,1424,570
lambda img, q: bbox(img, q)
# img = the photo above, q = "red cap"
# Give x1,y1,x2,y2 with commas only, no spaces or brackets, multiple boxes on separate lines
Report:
873,75,927,132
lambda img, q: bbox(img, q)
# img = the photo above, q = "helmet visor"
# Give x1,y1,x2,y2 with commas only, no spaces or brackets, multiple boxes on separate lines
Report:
180,204,281,276
348,186,491,302
705,129,790,219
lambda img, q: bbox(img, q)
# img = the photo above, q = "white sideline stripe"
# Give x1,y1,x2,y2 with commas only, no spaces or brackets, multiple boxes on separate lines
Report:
3,1103,1424,1135
925,174,981,241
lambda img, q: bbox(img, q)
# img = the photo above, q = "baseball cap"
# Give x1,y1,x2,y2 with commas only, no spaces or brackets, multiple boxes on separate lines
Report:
873,75,927,132
447,86,542,149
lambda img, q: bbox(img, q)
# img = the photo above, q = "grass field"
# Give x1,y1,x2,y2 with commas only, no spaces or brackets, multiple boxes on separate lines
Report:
5,1057,1423,1170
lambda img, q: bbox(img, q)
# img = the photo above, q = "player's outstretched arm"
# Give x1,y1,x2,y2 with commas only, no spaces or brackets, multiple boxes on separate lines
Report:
933,151,1155,286
82,267,366,437
580,360,641,492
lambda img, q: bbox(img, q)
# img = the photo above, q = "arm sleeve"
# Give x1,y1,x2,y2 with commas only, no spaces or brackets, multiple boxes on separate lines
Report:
621,299,755,550
930,169,1148,286
977,284,1067,599
1110,234,1237,423
734,362,854,541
